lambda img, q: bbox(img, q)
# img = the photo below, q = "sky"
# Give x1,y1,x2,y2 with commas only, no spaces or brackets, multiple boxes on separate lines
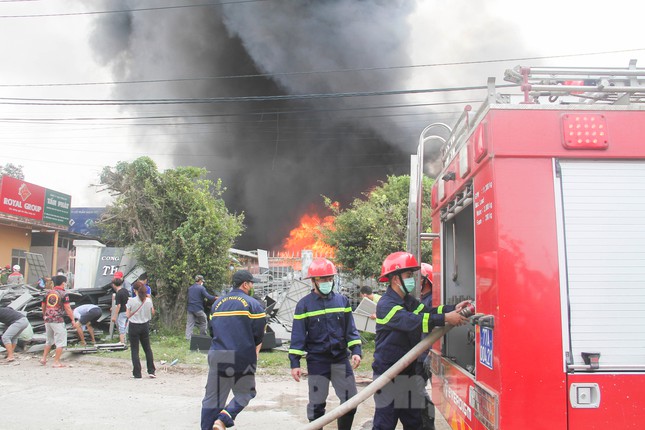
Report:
1,0,644,248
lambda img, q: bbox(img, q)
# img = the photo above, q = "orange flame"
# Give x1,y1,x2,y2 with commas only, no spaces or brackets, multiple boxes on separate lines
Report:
281,213,336,257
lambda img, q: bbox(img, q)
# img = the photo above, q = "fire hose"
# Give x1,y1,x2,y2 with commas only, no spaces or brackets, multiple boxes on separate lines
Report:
298,303,475,430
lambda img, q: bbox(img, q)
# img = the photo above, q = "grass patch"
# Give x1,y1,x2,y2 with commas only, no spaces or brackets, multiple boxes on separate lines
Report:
257,349,291,375
96,331,377,373
96,332,209,366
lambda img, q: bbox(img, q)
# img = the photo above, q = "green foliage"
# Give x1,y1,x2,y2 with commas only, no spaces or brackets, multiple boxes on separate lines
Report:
321,175,434,280
97,157,244,328
0,163,25,180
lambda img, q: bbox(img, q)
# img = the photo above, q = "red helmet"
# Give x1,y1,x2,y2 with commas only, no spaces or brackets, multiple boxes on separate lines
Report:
420,263,433,287
379,252,420,282
420,263,433,277
306,258,337,279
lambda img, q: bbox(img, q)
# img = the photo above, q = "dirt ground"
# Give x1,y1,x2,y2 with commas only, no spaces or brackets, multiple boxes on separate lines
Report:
0,351,450,429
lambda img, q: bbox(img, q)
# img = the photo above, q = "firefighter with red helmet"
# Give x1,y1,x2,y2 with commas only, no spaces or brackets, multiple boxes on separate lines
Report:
289,258,362,430
372,252,468,430
420,263,433,307
418,262,436,429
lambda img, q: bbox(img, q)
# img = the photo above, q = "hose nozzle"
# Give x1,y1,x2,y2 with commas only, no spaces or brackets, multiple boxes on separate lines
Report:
458,302,476,318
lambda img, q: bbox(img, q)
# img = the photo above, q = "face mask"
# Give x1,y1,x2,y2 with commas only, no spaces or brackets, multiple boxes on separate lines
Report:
402,277,416,294
318,281,333,295
248,287,255,297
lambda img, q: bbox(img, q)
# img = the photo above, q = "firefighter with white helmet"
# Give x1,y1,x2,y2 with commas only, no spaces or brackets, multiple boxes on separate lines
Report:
288,258,362,430
372,252,468,430
7,264,24,285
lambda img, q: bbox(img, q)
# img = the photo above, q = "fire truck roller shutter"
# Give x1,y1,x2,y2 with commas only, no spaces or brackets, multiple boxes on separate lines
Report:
556,160,645,371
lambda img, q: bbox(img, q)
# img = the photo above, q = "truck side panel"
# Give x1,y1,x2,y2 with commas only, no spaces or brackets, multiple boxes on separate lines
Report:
567,374,645,429
493,157,567,429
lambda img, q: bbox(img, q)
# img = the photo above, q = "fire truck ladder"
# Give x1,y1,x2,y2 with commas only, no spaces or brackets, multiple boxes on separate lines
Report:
440,77,502,169
440,60,645,171
504,59,645,105
407,123,451,263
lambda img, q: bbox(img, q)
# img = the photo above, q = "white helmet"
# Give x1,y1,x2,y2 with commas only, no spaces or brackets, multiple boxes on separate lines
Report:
13,264,20,271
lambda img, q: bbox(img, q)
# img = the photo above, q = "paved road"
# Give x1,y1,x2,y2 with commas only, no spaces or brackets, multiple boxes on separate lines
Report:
1,352,451,429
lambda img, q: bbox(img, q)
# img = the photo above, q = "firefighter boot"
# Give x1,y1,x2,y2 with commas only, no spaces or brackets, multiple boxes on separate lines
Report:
421,402,435,430
336,408,356,430
421,413,435,430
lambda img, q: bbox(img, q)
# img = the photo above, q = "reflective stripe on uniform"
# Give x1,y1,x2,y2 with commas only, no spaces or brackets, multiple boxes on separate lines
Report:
437,305,444,314
347,339,361,347
422,313,430,333
210,310,266,319
288,348,306,356
375,305,403,325
293,307,351,320
413,304,424,315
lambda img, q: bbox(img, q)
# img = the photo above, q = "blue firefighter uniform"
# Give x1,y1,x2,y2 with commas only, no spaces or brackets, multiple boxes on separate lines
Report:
372,287,455,430
417,289,436,429
200,288,266,430
289,290,362,425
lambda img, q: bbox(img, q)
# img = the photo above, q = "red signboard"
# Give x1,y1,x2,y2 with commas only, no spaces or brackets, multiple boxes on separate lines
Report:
0,176,46,220
0,176,71,226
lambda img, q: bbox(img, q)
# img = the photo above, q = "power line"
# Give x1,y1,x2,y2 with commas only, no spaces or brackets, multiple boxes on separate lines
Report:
0,100,475,123
0,85,515,106
1,48,642,88
0,0,275,19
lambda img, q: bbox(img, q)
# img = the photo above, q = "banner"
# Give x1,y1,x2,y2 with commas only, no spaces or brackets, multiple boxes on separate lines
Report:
69,207,104,236
0,175,71,227
43,189,71,225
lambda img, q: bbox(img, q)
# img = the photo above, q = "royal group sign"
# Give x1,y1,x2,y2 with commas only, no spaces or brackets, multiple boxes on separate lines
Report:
0,175,71,227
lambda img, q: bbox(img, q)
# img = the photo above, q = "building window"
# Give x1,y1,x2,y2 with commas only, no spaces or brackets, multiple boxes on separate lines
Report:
58,237,71,249
11,249,26,274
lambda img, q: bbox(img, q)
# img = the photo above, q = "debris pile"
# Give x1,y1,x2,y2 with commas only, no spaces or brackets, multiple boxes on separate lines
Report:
0,283,115,352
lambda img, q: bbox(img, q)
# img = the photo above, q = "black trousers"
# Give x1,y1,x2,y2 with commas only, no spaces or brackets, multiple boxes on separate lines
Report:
129,321,155,378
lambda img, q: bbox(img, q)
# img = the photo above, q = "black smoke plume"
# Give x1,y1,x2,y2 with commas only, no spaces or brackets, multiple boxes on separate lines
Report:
88,0,429,249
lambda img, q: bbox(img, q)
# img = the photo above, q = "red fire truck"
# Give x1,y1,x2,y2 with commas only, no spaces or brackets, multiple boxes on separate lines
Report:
412,62,645,429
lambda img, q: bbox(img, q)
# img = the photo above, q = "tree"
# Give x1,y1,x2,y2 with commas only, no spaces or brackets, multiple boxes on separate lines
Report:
321,175,434,280
0,163,25,180
97,157,244,329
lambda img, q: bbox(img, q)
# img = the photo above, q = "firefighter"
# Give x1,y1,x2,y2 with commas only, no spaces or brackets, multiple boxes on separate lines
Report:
418,262,436,430
372,252,468,430
200,270,266,430
289,258,362,430
419,263,433,307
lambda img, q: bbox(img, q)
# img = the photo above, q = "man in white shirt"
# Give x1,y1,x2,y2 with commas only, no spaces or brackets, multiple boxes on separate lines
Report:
73,304,102,346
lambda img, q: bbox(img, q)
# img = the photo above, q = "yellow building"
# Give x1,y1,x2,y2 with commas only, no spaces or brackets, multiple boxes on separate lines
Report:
0,176,71,282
